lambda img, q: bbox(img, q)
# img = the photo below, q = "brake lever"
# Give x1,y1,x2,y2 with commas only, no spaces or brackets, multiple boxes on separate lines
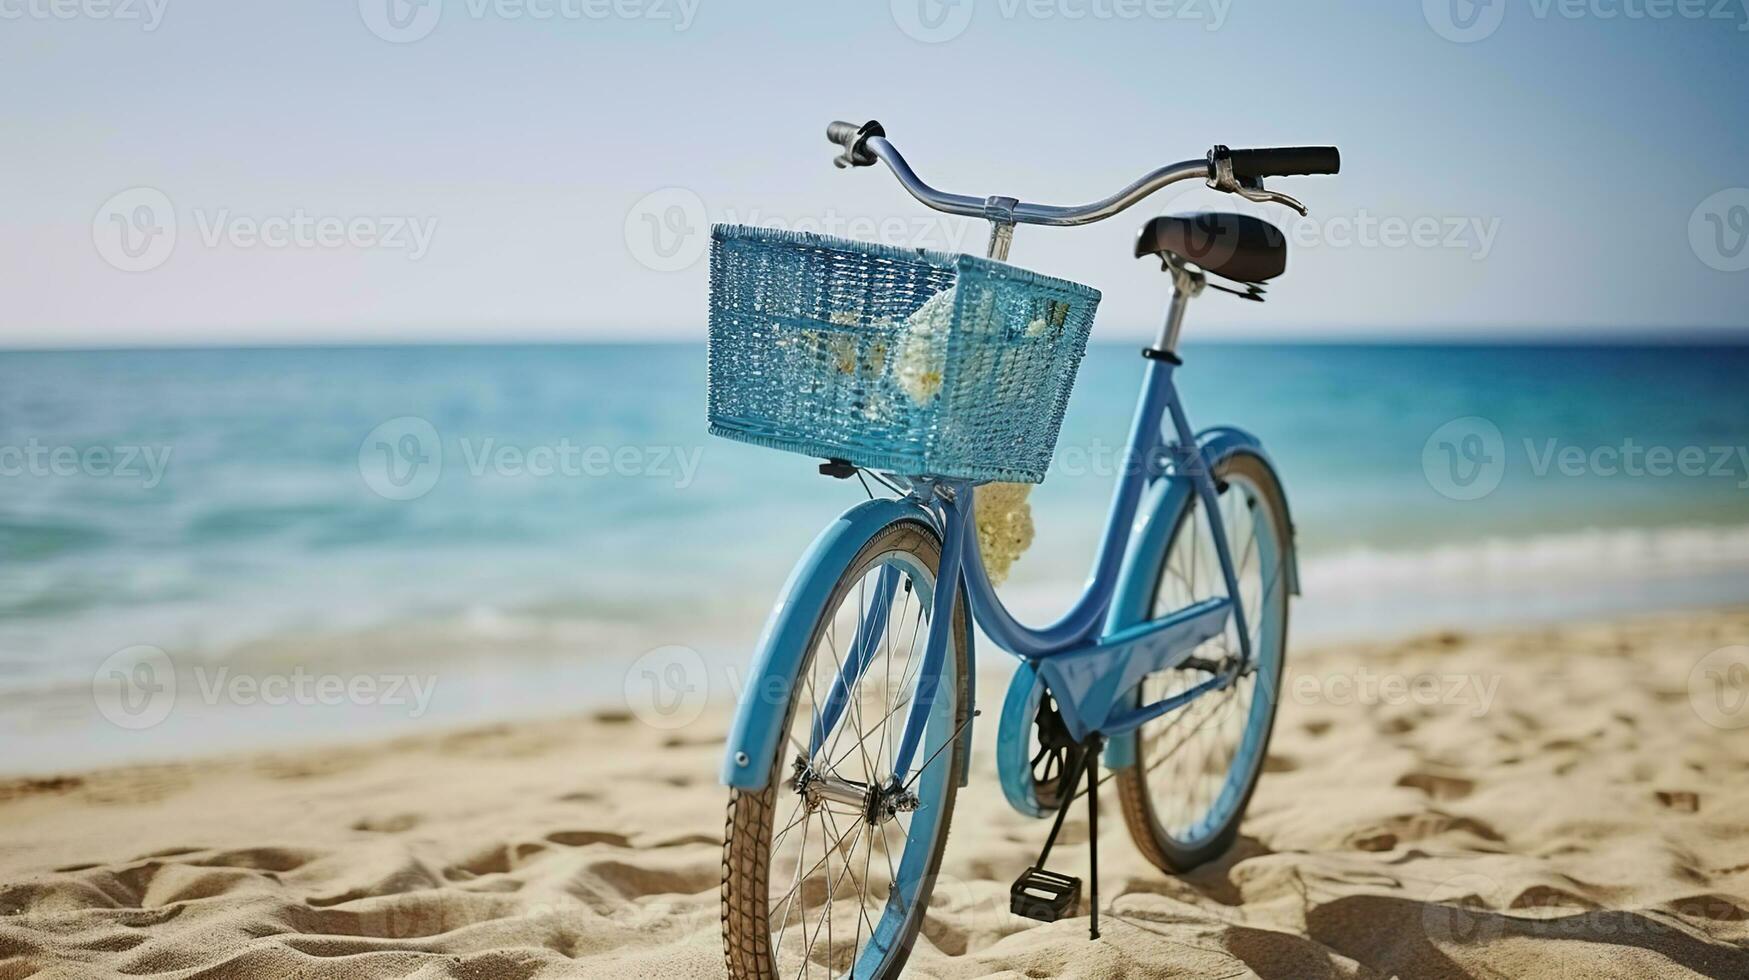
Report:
1233,185,1308,217
1207,150,1310,216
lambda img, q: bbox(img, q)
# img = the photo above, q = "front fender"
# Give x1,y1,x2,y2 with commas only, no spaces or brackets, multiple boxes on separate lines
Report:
1102,427,1298,769
721,495,950,789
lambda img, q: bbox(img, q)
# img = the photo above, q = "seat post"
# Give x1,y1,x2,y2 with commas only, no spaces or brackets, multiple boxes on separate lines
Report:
1154,256,1205,356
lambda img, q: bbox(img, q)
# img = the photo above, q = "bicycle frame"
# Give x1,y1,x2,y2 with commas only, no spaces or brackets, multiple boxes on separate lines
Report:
886,355,1251,776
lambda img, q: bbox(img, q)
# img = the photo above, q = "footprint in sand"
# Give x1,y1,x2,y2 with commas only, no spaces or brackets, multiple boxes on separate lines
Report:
1395,771,1475,801
1509,883,1598,911
1666,894,1749,922
545,830,632,848
353,813,422,833
1347,811,1504,852
1654,790,1700,813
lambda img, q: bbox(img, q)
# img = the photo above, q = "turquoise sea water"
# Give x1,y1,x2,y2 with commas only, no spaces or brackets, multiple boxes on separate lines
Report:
3,343,1747,768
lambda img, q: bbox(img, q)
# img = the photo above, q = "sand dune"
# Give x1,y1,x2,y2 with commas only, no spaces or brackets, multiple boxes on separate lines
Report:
3,609,1747,978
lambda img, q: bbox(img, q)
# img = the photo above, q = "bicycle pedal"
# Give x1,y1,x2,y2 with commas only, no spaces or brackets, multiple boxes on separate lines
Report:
1010,866,1081,923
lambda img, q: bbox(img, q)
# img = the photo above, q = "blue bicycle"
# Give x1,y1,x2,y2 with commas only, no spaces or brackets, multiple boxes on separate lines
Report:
712,120,1339,978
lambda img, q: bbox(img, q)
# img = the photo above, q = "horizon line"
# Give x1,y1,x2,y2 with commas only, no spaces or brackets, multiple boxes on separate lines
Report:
5,326,1749,354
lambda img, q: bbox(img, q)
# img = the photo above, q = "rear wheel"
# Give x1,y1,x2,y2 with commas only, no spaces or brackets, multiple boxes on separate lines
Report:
1116,453,1292,873
722,520,970,980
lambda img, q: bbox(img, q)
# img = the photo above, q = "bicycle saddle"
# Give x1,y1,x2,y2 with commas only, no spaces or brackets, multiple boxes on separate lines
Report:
1135,212,1287,285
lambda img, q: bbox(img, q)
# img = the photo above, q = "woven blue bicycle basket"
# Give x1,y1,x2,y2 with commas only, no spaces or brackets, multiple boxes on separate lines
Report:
707,225,1100,484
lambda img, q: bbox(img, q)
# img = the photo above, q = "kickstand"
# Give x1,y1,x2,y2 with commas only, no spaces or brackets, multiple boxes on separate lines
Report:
1008,735,1104,941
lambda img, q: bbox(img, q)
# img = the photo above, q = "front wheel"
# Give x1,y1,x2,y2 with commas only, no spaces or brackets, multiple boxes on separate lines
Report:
722,520,970,980
1116,452,1292,873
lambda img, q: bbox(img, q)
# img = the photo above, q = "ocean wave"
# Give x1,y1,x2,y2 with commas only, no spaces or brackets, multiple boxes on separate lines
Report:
1301,523,1749,595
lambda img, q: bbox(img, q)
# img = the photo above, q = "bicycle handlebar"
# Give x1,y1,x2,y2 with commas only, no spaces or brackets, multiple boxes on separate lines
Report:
826,118,1339,228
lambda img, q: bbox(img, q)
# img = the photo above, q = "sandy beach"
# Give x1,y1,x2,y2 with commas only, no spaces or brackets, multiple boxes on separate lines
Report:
3,607,1747,979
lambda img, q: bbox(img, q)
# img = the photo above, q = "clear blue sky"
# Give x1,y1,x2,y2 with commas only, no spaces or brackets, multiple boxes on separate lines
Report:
3,1,1746,346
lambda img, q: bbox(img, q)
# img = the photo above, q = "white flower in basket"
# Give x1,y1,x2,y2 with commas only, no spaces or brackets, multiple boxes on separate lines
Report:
890,285,1039,585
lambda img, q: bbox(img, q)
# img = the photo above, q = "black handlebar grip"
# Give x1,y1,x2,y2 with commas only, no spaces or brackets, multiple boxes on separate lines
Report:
1227,146,1341,178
